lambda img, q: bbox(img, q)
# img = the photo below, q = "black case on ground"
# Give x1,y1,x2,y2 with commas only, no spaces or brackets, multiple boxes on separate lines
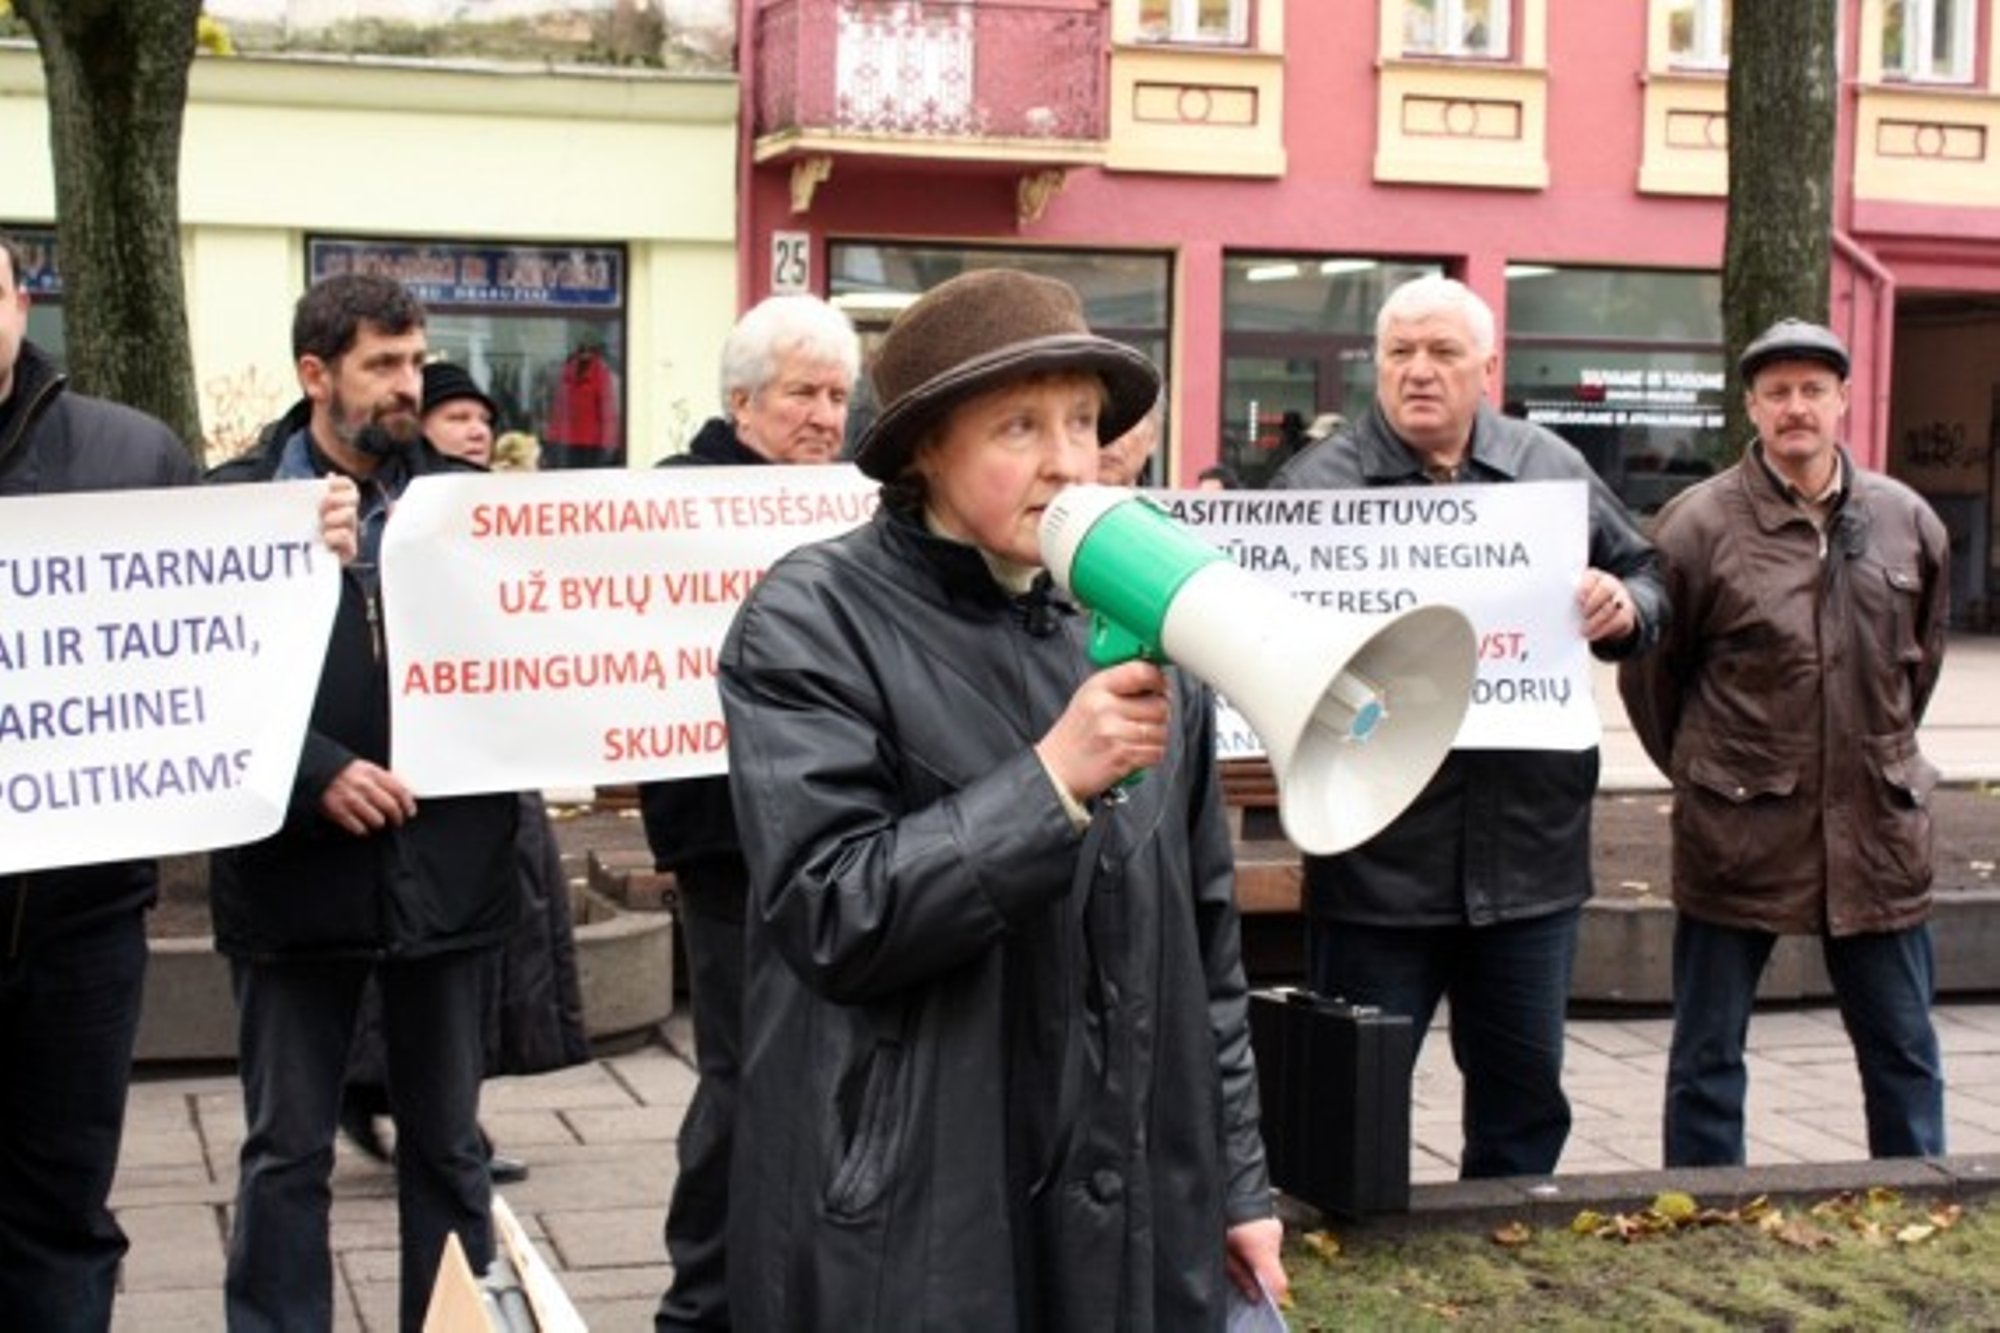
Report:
1248,987,1414,1218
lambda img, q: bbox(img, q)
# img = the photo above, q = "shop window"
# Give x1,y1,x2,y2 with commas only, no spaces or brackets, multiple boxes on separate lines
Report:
1503,265,1725,514
1220,256,1443,488
1666,0,1730,69
4,225,66,366
1138,0,1251,46
828,241,1171,476
308,238,628,469
1402,0,1510,60
1882,0,1976,83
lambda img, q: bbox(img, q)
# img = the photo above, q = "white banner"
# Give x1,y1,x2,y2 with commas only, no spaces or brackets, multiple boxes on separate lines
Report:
1161,480,1599,755
382,466,879,795
0,483,340,873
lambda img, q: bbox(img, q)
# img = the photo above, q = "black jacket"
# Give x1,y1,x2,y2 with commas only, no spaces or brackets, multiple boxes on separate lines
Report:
720,504,1271,1331
204,401,518,960
0,341,199,957
636,417,766,871
1271,404,1666,927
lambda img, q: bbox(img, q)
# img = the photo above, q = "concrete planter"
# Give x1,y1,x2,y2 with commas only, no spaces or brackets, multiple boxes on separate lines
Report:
1571,887,2000,1007
134,892,674,1065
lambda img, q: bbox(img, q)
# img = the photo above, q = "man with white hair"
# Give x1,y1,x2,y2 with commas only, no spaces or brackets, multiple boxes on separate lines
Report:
642,293,861,1332
1271,274,1666,1179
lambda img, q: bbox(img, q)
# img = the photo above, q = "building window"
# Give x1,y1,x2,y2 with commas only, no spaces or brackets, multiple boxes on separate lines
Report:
1883,0,1976,83
1403,0,1510,60
1503,265,1725,514
1667,0,1730,69
1221,256,1444,488
828,242,1171,476
1138,0,1250,45
308,237,628,469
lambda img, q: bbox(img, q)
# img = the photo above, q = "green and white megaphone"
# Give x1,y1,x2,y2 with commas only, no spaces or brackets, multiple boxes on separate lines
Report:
1039,485,1478,855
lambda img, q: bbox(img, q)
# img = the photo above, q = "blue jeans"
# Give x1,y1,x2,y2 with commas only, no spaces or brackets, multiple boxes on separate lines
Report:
226,950,494,1333
1664,915,1945,1167
1307,907,1579,1179
0,908,147,1333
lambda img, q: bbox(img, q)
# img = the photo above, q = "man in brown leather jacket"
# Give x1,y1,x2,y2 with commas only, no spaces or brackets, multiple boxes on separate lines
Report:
1619,318,1951,1167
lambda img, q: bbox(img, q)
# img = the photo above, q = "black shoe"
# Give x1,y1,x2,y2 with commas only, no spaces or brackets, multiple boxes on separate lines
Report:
489,1152,530,1185
338,1095,394,1166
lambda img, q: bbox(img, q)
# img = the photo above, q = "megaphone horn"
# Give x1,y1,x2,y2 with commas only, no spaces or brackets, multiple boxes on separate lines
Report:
1039,485,1477,856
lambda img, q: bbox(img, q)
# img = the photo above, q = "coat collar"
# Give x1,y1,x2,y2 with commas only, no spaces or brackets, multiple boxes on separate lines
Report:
1351,402,1531,483
1737,441,1853,535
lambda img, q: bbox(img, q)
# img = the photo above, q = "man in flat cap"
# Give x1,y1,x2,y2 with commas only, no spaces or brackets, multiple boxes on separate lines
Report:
1620,318,1952,1167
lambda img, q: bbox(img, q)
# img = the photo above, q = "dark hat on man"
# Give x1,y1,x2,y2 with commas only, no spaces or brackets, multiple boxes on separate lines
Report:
853,268,1161,481
1739,319,1851,383
422,361,497,419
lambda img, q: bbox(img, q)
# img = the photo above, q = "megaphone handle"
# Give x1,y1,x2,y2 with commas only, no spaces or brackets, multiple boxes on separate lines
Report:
1087,613,1154,671
1086,611,1156,789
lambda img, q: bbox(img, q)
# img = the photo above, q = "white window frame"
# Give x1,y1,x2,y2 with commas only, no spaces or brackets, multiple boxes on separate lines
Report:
1138,0,1252,46
1884,0,1976,83
1667,0,1730,70
1403,0,1511,60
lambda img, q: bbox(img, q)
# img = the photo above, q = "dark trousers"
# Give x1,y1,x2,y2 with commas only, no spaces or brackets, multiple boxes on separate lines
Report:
1308,907,1579,1179
1664,914,1945,1167
0,908,147,1333
226,949,494,1333
656,859,747,1332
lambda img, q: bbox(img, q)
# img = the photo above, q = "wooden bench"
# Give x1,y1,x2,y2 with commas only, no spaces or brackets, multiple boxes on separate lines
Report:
1221,759,1305,917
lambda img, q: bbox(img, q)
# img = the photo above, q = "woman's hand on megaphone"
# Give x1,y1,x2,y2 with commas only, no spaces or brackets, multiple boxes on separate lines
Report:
1034,660,1172,801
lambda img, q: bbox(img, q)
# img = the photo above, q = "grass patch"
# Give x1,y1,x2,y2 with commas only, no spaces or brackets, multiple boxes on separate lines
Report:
1284,1190,2000,1330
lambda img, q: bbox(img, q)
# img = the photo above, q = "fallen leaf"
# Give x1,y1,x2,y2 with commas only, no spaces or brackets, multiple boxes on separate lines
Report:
1896,1223,1938,1245
1653,1191,1699,1223
1775,1219,1837,1250
1301,1230,1341,1261
1492,1220,1533,1247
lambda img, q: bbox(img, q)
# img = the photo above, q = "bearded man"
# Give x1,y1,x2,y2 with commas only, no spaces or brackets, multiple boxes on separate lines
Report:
207,274,520,1333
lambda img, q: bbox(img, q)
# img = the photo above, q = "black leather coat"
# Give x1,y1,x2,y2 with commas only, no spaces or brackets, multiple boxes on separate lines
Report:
719,504,1272,1331
1271,404,1666,926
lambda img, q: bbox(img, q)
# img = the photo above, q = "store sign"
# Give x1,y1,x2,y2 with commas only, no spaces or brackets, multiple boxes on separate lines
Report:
308,239,624,310
1522,366,1724,432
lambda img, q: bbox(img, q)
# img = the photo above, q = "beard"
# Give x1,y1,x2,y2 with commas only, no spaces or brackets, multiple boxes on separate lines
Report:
331,387,421,458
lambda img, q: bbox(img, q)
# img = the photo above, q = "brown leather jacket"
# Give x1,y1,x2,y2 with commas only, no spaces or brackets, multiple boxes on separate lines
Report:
1618,445,1949,937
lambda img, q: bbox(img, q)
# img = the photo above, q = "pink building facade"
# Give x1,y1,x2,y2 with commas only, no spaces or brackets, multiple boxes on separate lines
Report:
741,0,2000,625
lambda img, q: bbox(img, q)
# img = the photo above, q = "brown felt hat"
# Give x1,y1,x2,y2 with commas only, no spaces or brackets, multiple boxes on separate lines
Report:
853,268,1162,481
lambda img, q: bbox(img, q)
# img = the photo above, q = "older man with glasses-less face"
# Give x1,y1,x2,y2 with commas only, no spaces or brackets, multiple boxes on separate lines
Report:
642,293,862,1333
1268,274,1667,1182
1621,319,1952,1170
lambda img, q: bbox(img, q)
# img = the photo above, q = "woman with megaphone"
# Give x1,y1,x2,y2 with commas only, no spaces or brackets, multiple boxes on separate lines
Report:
713,267,1287,1330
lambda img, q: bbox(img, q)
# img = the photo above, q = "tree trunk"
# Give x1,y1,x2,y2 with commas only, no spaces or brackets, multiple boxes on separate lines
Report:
1721,0,1839,454
15,0,205,460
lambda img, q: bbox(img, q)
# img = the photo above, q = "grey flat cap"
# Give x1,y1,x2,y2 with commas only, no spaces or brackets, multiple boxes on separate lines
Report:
1739,318,1850,383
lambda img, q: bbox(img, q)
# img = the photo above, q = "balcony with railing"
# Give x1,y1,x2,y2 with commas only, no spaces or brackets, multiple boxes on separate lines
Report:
751,0,1110,199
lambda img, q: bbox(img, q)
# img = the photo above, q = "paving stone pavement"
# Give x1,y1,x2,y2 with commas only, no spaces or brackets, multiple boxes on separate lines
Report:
106,635,2000,1328
106,998,2000,1331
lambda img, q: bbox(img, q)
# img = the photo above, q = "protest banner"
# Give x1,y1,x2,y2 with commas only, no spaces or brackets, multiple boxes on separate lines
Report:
1162,480,1598,757
381,466,879,795
0,482,340,873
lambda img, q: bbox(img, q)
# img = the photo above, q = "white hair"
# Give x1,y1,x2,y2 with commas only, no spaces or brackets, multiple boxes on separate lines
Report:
1375,275,1496,357
718,294,862,409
